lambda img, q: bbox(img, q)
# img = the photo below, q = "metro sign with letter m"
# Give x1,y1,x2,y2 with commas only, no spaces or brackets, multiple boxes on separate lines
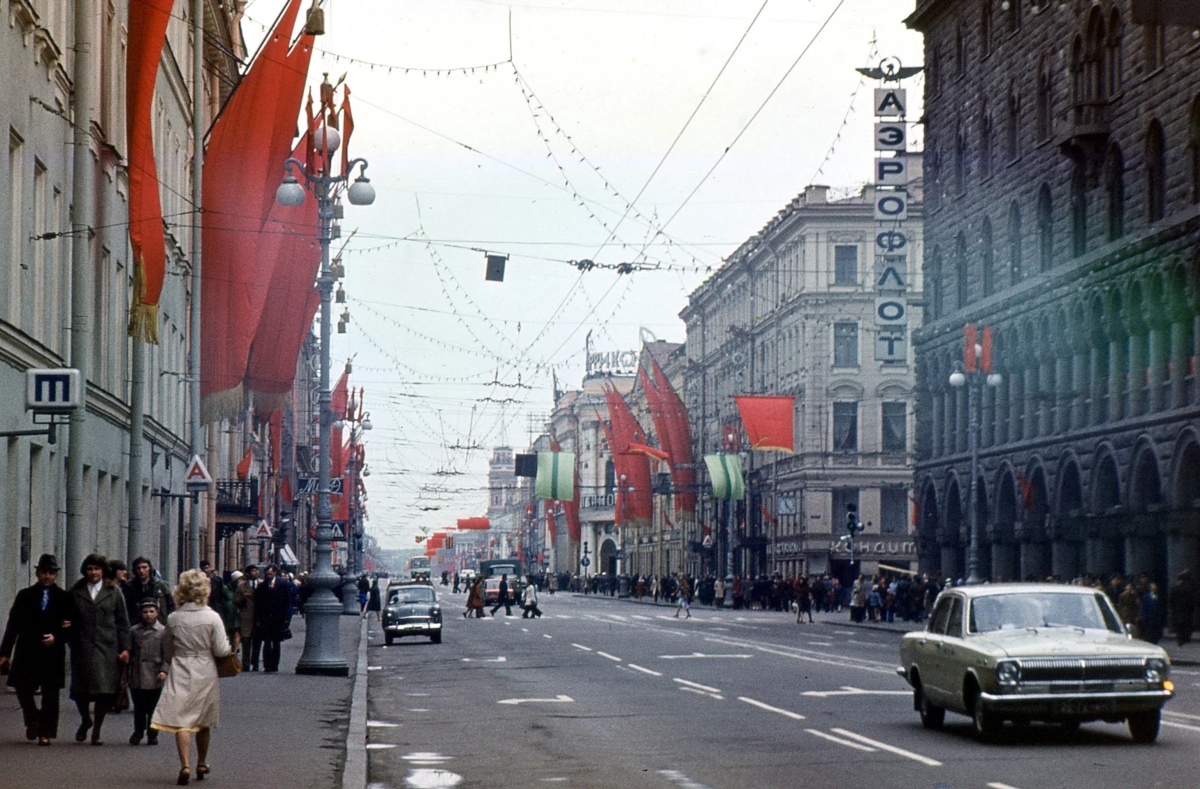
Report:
26,369,81,413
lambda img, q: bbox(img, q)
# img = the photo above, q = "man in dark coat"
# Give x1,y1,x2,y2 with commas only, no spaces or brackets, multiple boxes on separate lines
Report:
254,565,292,672
0,554,73,744
490,574,512,617
67,553,131,745
127,557,174,622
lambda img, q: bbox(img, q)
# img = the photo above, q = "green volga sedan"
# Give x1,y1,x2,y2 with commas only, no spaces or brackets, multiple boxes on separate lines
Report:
897,584,1173,742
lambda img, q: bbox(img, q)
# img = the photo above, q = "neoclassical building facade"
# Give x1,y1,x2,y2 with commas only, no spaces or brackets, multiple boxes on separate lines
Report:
908,1,1200,584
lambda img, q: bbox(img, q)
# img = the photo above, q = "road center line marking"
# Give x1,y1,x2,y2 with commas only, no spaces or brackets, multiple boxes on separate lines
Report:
673,677,722,694
1161,720,1200,733
805,728,876,752
542,634,553,639
830,728,942,766
628,664,663,677
571,643,593,651
737,696,805,720
497,695,575,705
987,783,1024,789
1164,710,1200,722
596,651,622,662
679,687,725,700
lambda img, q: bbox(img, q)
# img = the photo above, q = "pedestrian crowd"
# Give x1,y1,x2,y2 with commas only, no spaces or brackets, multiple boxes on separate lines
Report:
1,552,304,785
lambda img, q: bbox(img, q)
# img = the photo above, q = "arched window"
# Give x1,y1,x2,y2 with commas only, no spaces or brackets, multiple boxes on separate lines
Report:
1146,119,1166,223
1037,184,1053,271
1107,10,1123,97
1070,35,1085,105
956,231,969,308
955,125,966,195
1006,84,1020,162
981,218,995,297
1105,143,1124,241
1007,201,1022,285
981,0,993,58
1036,56,1052,142
1145,23,1165,72
928,247,943,322
1070,163,1087,257
1189,97,1200,204
1007,0,1021,32
1083,9,1106,103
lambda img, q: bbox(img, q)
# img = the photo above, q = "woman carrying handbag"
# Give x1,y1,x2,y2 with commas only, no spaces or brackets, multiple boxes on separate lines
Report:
151,569,234,785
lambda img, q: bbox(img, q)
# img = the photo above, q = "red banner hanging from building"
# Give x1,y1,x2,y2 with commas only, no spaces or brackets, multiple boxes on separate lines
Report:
651,360,696,518
201,0,313,420
734,395,795,452
603,387,653,527
125,0,175,342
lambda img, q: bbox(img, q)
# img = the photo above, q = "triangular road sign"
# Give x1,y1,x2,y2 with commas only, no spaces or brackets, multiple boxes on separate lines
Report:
253,521,273,540
185,455,213,491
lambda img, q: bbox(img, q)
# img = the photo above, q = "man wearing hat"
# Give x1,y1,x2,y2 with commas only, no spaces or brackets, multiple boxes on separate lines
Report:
0,554,74,745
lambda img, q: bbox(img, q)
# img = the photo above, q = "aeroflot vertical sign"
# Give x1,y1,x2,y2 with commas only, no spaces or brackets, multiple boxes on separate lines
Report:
872,77,911,363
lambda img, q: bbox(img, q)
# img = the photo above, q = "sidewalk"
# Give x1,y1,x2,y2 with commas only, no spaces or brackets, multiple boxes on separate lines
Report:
578,592,1200,666
0,613,362,788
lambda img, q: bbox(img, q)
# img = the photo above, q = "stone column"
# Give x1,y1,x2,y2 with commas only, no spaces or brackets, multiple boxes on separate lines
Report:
1147,323,1167,412
1056,353,1072,434
1089,343,1105,425
1009,370,1023,442
1170,318,1189,410
1039,353,1055,436
1024,365,1038,440
1019,538,1050,581
1126,330,1147,418
982,383,996,448
1072,345,1089,430
1085,517,1123,577
995,373,1009,445
1108,334,1125,422
956,388,968,454
932,388,944,457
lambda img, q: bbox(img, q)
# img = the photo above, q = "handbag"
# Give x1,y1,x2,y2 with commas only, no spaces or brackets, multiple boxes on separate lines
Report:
216,652,242,678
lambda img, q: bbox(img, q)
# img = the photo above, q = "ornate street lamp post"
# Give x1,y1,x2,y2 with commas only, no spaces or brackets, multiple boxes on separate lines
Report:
335,409,372,615
948,330,1002,586
276,75,375,675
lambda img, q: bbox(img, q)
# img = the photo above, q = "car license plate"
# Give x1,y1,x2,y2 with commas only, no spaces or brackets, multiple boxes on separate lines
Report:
1058,699,1116,715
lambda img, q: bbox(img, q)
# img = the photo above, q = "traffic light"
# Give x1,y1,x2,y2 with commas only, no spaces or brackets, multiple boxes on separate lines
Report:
846,503,862,536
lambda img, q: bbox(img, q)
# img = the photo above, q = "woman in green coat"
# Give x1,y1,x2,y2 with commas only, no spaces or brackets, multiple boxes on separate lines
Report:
68,553,130,745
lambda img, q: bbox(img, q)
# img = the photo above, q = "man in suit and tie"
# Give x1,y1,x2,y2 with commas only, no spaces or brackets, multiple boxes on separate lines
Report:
0,554,74,745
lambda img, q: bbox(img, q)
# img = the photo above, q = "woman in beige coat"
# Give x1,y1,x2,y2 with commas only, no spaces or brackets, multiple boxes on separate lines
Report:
151,569,232,785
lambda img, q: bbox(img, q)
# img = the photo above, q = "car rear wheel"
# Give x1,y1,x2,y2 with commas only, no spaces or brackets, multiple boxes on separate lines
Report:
916,684,944,730
1127,710,1160,744
971,694,1001,741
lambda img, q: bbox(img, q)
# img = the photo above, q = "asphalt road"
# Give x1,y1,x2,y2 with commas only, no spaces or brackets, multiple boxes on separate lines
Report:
365,590,1200,789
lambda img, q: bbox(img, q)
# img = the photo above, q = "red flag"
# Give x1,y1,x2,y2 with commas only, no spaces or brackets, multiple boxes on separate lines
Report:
125,0,175,342
626,441,670,461
734,395,795,452
456,517,490,530
604,387,653,524
981,325,994,374
545,501,556,546
651,360,695,518
963,323,979,372
201,0,313,420
236,447,253,480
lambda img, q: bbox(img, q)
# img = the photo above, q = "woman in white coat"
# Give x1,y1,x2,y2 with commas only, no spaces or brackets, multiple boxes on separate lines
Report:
151,569,232,785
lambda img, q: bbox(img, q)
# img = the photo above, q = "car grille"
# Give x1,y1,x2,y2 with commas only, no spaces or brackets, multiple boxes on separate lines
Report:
1018,657,1145,684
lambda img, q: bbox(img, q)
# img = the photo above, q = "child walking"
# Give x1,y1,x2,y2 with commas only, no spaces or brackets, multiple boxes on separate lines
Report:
128,600,167,745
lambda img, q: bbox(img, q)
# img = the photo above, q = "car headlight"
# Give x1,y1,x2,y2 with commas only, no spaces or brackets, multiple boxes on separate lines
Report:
995,660,1020,686
1145,658,1168,683
429,606,440,617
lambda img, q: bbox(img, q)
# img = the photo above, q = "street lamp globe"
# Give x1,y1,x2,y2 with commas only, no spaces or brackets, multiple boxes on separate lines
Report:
276,175,305,207
362,417,373,431
986,373,1004,387
332,419,345,430
312,124,341,155
347,175,375,206
948,371,967,388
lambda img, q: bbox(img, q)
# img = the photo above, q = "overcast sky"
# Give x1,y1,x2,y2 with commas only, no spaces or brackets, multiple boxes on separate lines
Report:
241,0,924,551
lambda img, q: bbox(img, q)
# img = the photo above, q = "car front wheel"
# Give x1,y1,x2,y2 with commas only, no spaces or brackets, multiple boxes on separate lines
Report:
972,695,1001,741
430,631,442,644
1127,710,1160,744
385,633,394,646
916,684,944,730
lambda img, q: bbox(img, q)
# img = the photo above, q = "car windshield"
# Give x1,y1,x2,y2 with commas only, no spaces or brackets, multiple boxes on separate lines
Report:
969,592,1122,634
389,587,435,605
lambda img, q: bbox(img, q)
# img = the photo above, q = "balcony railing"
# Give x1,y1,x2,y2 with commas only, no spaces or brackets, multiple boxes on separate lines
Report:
215,479,259,518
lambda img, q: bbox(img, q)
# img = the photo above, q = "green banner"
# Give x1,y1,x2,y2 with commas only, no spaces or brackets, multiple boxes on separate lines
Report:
535,451,575,501
703,453,745,500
